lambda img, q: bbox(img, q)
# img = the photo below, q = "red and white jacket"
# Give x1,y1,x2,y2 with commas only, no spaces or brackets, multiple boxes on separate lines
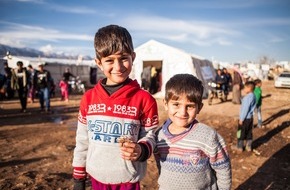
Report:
72,79,159,184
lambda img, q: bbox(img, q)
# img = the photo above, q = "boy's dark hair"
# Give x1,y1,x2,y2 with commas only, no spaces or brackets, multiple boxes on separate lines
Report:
254,79,262,85
165,74,203,105
244,81,255,91
94,25,134,59
17,61,23,66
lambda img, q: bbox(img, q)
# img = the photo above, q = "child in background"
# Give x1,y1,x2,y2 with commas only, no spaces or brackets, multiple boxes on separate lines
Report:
59,77,69,102
254,79,263,128
155,74,232,190
72,25,159,190
235,81,256,152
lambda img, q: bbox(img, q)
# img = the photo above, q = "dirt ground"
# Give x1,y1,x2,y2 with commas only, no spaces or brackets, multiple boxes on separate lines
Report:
0,80,289,190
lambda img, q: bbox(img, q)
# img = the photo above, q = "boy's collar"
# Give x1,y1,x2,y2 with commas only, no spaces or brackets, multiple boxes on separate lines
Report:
101,77,130,87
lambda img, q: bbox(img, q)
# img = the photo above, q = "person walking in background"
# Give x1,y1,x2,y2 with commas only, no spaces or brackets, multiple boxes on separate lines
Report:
232,66,243,104
155,74,232,190
27,64,36,103
234,81,256,152
11,61,29,112
59,77,69,102
254,79,264,128
34,63,52,113
72,25,159,190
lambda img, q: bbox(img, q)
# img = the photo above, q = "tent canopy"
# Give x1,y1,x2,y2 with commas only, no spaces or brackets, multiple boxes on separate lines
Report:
131,40,216,97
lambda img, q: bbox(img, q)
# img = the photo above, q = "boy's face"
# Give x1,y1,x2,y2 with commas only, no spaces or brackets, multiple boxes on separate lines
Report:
164,93,202,129
95,51,135,85
38,65,44,72
244,85,252,94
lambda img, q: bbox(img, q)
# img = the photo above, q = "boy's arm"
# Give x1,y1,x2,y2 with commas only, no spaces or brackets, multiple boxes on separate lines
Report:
153,127,162,174
72,97,89,180
120,97,159,161
137,98,159,161
72,118,88,179
239,95,251,122
209,132,232,190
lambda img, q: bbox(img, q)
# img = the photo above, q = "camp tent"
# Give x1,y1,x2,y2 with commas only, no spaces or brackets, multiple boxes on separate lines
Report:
130,40,216,98
0,56,100,88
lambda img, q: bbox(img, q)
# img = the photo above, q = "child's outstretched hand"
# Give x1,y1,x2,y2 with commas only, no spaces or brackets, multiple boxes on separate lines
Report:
118,136,141,161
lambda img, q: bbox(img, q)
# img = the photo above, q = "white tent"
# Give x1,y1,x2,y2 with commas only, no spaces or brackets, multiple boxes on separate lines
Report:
0,56,99,88
130,40,216,98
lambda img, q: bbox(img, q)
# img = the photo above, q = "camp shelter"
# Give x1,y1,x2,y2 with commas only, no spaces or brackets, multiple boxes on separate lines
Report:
131,40,216,98
0,55,101,88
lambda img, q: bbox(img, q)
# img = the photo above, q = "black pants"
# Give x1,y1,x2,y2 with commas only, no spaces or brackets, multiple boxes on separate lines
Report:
18,87,27,110
237,118,253,149
237,118,253,140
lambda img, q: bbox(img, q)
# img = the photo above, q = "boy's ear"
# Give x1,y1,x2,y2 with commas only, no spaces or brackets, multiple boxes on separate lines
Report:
163,99,168,111
132,52,136,62
197,103,203,114
95,58,103,71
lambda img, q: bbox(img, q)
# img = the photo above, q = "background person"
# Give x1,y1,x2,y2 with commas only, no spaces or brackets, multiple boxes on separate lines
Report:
232,66,243,104
234,81,256,152
3,61,13,99
63,67,75,93
254,79,263,128
63,67,75,82
215,69,227,96
11,61,29,112
223,68,232,93
27,64,36,103
34,63,52,113
59,77,69,102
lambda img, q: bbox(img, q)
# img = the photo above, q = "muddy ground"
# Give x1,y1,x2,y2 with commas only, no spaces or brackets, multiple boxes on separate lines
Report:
0,80,289,190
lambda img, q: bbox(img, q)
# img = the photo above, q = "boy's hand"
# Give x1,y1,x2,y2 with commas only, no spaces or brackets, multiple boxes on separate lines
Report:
118,137,141,161
239,120,243,125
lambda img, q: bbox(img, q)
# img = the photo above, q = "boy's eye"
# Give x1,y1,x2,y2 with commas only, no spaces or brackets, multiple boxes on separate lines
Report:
187,105,195,109
121,56,129,61
104,59,114,64
172,103,179,107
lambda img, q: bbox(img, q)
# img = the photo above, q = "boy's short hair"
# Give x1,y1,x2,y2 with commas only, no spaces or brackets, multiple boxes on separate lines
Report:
254,79,262,85
17,61,23,66
94,25,134,59
244,81,255,91
165,74,204,105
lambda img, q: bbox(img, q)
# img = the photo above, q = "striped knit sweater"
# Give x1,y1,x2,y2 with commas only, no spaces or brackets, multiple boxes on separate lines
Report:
155,119,232,190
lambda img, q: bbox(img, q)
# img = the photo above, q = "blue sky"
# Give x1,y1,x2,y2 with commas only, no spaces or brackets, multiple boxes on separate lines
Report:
0,0,289,62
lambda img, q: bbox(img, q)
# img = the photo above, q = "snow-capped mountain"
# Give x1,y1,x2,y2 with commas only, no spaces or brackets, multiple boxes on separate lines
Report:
0,44,92,60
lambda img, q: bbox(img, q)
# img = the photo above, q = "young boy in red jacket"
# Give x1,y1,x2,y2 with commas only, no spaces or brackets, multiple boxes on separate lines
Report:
72,25,159,190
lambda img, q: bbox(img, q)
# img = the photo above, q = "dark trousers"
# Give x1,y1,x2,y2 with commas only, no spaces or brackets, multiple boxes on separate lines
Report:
18,87,27,110
237,118,253,148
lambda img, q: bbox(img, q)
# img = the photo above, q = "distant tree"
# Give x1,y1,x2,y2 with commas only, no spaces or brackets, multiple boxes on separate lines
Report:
258,56,275,66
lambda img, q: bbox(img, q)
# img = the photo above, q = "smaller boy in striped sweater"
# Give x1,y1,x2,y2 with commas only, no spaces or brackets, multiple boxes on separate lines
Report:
155,74,232,190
